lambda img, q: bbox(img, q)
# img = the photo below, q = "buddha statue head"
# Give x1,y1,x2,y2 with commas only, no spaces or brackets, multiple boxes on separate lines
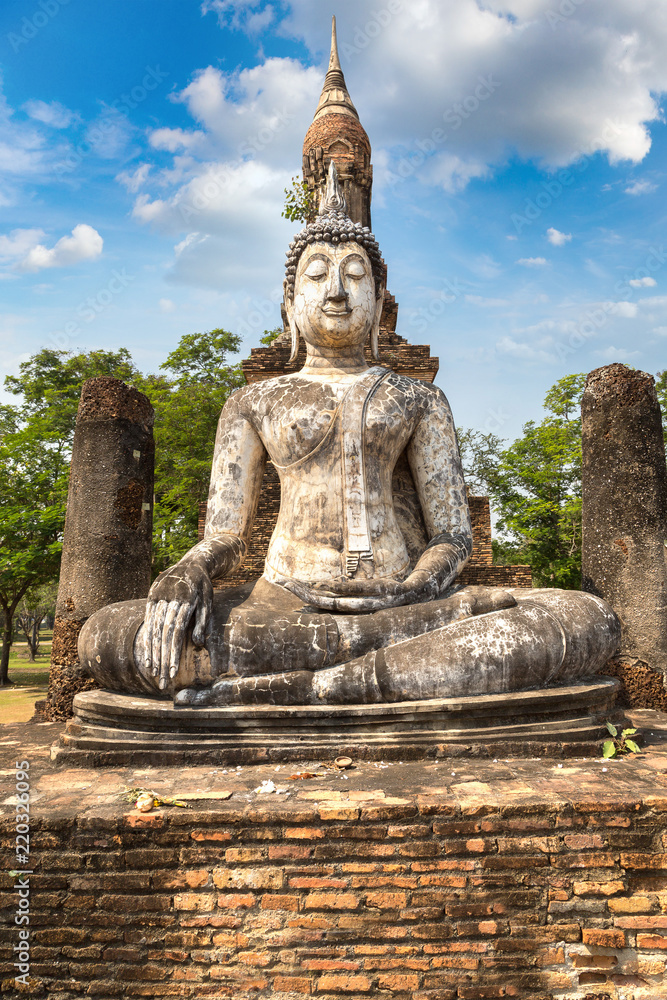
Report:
284,162,387,363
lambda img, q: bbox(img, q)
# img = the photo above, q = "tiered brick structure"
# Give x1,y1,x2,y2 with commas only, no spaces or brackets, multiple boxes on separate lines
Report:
302,16,372,228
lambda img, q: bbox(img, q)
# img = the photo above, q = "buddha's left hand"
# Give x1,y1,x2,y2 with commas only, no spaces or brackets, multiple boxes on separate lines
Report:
283,533,472,612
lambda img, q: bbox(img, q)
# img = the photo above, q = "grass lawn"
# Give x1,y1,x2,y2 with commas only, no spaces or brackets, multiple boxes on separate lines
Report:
0,643,51,724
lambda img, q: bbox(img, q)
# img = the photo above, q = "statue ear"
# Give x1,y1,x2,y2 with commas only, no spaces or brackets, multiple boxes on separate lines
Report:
370,286,385,363
284,280,300,364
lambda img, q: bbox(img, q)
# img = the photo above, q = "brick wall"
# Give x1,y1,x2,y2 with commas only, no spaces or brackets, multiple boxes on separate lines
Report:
3,793,667,998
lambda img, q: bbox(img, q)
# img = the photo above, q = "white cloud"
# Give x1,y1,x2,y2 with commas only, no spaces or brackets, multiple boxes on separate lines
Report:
603,301,638,318
279,0,667,173
420,153,490,193
652,326,667,336
23,99,75,129
116,164,152,193
201,0,275,33
465,295,510,307
625,179,657,195
159,298,176,313
17,224,103,273
629,276,657,288
517,257,548,267
496,334,556,363
0,228,46,263
546,227,571,246
595,346,641,361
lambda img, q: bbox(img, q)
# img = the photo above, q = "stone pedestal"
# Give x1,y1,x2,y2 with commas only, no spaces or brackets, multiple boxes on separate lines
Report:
46,377,154,720
581,364,667,707
53,678,621,767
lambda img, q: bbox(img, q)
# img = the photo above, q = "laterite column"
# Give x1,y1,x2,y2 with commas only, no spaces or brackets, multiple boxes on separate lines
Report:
581,363,667,705
46,377,154,719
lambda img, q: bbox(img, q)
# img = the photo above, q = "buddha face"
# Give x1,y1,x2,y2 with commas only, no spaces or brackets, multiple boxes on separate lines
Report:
287,242,383,352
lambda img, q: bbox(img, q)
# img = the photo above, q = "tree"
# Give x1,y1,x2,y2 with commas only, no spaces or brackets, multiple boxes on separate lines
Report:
489,375,586,589
0,348,141,685
282,176,316,224
260,327,282,346
456,428,504,496
140,330,245,574
17,582,58,662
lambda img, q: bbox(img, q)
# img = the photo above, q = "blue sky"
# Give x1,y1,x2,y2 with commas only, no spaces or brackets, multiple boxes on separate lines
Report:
1,0,665,443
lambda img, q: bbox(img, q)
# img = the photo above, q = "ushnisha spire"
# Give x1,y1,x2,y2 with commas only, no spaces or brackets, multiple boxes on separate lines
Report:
312,16,360,122
319,159,348,215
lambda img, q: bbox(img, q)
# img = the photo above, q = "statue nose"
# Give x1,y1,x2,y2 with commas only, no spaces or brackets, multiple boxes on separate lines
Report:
326,267,347,301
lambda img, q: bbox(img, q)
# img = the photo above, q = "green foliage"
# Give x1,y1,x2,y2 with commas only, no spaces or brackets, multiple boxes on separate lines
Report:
0,335,244,681
459,374,586,589
656,369,666,446
602,721,641,758
260,327,283,346
456,428,505,496
138,329,244,574
0,348,139,684
282,176,316,224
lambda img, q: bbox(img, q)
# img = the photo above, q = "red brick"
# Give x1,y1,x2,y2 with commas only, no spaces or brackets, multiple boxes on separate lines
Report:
564,834,605,850
582,928,626,948
224,847,265,863
261,894,300,911
316,974,372,992
637,933,667,949
216,893,256,909
378,973,420,991
304,892,359,910
366,891,408,909
274,976,312,993
285,826,326,839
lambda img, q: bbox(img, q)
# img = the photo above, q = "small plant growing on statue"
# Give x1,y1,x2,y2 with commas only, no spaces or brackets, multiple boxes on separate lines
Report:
282,176,316,223
602,722,641,758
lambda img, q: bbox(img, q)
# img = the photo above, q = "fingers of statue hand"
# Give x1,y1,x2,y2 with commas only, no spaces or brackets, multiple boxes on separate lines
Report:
160,601,183,688
152,600,169,687
192,574,213,647
169,603,194,679
144,601,158,676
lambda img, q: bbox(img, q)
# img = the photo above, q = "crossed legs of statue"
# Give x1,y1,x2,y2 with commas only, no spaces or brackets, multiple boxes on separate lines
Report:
79,577,620,705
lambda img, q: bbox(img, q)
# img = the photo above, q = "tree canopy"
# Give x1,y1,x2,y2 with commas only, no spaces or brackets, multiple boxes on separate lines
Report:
0,333,242,683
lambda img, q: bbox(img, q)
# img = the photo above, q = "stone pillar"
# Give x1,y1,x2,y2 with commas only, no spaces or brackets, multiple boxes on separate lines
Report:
46,377,154,720
581,363,667,707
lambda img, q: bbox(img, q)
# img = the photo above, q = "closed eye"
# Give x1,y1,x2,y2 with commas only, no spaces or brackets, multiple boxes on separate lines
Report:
344,262,366,279
304,262,328,280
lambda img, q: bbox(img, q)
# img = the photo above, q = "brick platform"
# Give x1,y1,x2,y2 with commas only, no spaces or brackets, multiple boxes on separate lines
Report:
2,714,667,998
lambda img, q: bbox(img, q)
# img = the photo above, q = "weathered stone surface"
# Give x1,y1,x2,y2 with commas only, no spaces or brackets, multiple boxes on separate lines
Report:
581,363,667,698
81,166,617,712
46,377,154,720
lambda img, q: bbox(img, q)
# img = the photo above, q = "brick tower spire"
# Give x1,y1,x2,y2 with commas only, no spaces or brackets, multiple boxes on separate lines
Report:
302,16,373,229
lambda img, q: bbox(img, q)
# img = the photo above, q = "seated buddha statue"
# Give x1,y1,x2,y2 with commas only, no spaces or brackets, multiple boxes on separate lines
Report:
79,164,620,707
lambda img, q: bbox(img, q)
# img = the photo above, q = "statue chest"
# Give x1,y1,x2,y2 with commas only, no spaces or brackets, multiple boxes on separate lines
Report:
256,384,418,474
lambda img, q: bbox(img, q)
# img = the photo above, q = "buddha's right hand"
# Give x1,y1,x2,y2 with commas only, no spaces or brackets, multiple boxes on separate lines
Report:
142,556,213,691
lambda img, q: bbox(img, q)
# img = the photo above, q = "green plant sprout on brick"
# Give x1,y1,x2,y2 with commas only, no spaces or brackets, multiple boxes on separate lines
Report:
602,721,641,759
282,176,316,223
